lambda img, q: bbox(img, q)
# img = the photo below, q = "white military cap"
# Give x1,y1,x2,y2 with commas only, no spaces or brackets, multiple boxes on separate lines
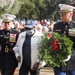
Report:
1,14,16,22
59,4,75,12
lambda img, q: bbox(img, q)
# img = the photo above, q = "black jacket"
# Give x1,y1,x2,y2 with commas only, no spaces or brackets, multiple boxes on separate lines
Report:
0,28,19,69
53,21,75,71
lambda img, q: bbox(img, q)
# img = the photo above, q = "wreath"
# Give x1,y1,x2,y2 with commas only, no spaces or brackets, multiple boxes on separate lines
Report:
38,32,73,67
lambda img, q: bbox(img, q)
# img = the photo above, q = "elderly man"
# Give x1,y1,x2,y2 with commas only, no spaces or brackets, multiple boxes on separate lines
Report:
13,20,43,75
0,14,19,75
53,4,75,75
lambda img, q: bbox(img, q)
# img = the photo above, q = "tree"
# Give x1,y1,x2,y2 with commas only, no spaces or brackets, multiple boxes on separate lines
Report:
0,0,22,17
18,0,36,19
44,0,70,20
18,0,70,20
0,0,14,9
18,0,46,20
0,0,70,20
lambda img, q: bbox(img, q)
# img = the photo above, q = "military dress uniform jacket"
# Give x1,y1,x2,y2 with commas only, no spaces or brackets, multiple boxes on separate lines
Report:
0,28,19,69
13,30,43,69
53,21,75,71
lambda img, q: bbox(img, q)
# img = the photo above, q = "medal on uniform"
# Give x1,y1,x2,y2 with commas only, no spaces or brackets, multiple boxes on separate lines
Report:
5,46,8,53
4,36,7,39
9,34,16,42
55,29,61,32
10,43,14,47
69,28,75,36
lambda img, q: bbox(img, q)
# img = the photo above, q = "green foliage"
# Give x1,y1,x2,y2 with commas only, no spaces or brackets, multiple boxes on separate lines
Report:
0,7,5,16
44,0,70,20
0,0,22,17
18,0,70,20
18,0,46,19
19,0,36,19
38,32,73,67
0,0,70,20
8,0,22,14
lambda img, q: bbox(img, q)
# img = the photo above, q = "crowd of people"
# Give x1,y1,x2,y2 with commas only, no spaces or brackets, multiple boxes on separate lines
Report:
0,14,54,75
0,18,54,34
0,3,75,75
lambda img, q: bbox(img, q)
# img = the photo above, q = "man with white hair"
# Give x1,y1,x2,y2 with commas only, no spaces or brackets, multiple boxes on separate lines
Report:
36,24,43,33
53,4,75,75
42,26,48,34
14,21,20,32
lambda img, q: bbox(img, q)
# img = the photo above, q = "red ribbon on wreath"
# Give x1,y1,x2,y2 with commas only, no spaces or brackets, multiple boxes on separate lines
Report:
47,33,51,39
50,40,59,51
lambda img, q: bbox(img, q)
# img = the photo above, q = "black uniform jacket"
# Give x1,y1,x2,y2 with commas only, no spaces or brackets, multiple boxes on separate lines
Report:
0,28,19,69
53,21,75,71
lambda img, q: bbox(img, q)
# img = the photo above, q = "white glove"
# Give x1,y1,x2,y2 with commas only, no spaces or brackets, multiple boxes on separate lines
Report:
64,55,71,62
13,46,19,53
41,61,46,67
13,46,20,58
38,61,46,69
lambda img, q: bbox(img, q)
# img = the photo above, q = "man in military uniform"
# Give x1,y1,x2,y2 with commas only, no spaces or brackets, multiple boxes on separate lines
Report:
53,4,75,75
0,14,19,75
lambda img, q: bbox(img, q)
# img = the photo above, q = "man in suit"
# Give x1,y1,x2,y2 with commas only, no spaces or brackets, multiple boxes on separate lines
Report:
13,20,43,75
53,4,75,75
0,14,19,75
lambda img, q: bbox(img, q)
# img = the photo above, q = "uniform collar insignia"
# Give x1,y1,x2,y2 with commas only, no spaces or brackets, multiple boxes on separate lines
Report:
62,21,71,24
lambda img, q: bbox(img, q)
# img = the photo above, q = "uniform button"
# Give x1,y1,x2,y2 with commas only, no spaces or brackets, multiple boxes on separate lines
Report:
65,26,68,28
11,43,13,46
4,36,6,38
6,42,8,43
7,32,9,35
6,37,9,39
64,31,66,33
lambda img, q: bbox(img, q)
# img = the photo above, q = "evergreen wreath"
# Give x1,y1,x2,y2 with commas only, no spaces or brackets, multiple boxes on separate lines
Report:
38,32,73,67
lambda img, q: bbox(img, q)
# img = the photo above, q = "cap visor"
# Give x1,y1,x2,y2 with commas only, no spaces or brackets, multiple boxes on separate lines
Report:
25,25,33,28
